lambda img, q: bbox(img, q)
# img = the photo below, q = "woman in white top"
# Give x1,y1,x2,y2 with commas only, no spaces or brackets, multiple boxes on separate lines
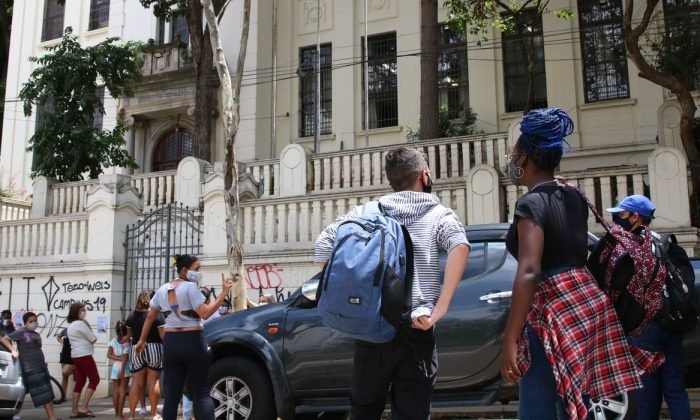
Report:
135,254,232,420
67,302,100,418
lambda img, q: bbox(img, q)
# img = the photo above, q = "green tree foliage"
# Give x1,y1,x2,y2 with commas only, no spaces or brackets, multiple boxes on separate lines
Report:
647,16,700,92
19,28,142,181
407,105,480,141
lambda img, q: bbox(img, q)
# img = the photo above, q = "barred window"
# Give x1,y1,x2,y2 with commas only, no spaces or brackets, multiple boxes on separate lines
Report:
93,87,105,132
42,0,65,42
88,0,110,30
578,0,629,102
156,12,188,45
662,0,700,89
439,25,469,119
362,32,398,129
501,10,548,113
298,44,332,137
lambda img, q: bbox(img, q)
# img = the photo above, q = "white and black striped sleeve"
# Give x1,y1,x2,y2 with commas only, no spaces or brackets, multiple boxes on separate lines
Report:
313,206,362,263
435,208,470,253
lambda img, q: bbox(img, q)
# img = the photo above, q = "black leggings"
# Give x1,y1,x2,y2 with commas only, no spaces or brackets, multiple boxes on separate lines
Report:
162,331,213,420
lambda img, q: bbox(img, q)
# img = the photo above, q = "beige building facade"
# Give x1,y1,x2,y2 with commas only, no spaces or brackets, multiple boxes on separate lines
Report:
238,0,698,172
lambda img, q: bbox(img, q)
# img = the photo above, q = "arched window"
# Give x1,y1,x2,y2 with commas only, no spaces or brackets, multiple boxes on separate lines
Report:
152,130,194,171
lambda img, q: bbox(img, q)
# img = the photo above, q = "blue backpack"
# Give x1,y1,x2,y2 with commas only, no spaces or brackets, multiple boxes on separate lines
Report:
317,201,414,343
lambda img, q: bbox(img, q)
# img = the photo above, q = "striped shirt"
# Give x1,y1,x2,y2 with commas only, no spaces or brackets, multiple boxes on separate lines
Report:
314,191,469,319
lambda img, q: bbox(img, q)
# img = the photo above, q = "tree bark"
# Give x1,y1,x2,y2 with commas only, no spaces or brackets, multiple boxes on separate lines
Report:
419,0,439,140
201,0,251,311
185,1,214,162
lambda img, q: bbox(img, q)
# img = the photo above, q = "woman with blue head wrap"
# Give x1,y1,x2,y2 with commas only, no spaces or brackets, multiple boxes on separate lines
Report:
500,108,657,418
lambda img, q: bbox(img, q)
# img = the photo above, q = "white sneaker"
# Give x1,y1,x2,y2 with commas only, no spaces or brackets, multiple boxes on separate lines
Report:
139,408,147,417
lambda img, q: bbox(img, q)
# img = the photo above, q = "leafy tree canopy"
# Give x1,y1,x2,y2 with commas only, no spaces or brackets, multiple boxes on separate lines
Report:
444,0,572,39
19,28,143,181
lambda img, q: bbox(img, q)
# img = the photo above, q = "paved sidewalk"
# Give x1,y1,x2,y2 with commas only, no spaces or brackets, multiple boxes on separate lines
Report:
16,398,163,420
15,389,700,419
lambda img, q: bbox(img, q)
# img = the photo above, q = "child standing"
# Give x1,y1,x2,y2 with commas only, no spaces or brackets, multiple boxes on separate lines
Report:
1,312,60,420
107,320,131,419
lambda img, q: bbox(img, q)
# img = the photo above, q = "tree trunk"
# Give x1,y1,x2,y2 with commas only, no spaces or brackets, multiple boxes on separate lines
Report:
678,92,700,163
419,0,439,140
186,1,214,162
622,0,700,164
524,41,536,114
201,0,251,312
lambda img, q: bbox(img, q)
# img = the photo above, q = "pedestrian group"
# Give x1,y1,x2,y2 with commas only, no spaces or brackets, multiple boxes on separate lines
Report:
0,107,695,420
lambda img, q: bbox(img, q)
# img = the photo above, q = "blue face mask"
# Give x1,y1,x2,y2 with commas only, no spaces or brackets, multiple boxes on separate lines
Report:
187,270,202,283
613,214,633,231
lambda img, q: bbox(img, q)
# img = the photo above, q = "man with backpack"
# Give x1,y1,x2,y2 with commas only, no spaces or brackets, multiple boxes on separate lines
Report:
607,195,696,420
314,146,470,420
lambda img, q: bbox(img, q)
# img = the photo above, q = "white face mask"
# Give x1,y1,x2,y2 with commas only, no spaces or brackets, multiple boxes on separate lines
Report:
187,270,202,283
2,319,9,326
218,306,229,314
78,311,86,320
26,322,38,332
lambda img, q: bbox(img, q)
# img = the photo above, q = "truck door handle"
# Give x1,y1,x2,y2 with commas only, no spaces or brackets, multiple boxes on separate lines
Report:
479,291,513,303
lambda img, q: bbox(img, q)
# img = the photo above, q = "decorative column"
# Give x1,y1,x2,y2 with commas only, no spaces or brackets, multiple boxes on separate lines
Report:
466,165,503,225
648,147,691,229
279,144,309,197
30,176,55,219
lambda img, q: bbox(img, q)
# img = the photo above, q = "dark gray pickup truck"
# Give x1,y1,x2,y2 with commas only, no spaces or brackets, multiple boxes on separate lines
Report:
203,224,700,420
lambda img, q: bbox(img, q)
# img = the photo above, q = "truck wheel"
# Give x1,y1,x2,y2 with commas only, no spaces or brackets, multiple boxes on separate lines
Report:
209,357,276,420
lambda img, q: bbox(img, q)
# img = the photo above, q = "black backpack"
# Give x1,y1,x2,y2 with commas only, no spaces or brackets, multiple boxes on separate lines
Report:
653,234,699,333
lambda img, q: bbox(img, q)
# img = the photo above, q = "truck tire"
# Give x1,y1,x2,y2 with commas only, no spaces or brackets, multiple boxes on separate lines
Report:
208,356,276,420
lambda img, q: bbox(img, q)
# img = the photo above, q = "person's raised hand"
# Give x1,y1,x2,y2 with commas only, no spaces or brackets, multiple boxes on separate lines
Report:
221,273,233,293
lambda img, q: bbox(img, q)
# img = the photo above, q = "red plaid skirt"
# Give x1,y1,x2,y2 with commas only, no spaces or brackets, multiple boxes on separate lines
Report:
516,267,664,418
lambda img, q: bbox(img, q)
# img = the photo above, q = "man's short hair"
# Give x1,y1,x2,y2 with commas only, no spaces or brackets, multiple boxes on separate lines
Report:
384,146,428,191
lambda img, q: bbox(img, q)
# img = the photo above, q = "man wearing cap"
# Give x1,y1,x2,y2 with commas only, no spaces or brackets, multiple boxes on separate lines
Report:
607,195,692,420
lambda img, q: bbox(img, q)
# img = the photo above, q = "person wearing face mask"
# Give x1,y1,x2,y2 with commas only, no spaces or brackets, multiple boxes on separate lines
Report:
67,302,99,418
126,290,164,420
500,108,661,419
1,312,60,420
0,310,15,337
314,146,470,419
134,254,232,420
608,196,693,420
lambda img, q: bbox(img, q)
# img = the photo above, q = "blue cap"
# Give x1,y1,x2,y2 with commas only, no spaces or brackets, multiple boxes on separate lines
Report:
606,195,656,219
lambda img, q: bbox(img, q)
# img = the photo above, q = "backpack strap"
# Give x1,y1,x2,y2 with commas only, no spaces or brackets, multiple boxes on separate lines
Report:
565,183,612,234
362,201,383,216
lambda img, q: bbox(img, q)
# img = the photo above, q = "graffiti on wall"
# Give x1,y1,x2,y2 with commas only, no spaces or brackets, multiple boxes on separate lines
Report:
245,264,291,302
0,276,111,338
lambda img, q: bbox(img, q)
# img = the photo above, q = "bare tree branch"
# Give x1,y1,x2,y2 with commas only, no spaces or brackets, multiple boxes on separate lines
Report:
216,0,233,23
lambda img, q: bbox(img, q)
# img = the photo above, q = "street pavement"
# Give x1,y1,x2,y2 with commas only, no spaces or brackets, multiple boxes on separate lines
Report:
15,389,700,419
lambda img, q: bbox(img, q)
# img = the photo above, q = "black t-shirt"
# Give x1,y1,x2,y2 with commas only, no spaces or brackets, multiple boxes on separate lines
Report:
126,311,164,343
506,184,589,271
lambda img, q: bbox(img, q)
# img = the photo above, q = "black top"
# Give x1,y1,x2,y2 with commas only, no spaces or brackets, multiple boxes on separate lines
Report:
60,328,71,357
126,311,164,344
506,184,589,272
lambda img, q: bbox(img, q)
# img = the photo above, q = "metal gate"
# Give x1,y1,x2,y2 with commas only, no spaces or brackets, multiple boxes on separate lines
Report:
122,203,202,314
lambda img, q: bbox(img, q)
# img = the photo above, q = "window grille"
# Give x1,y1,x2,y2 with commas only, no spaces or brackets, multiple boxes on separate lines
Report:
501,10,548,113
438,24,469,119
578,0,630,102
299,43,332,137
662,0,700,89
42,0,65,42
88,0,110,31
362,32,398,129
